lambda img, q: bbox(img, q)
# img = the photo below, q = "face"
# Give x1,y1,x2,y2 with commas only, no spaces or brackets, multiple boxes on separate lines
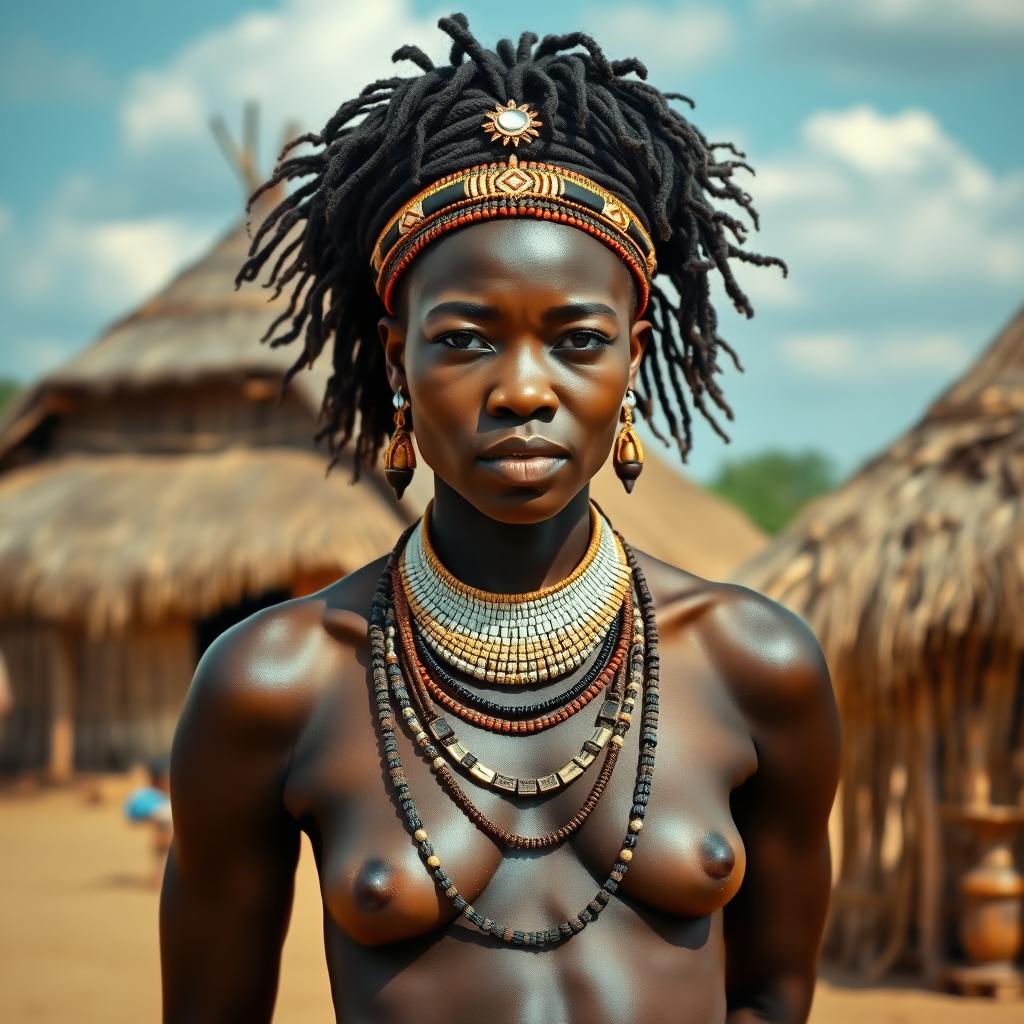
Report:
378,218,652,524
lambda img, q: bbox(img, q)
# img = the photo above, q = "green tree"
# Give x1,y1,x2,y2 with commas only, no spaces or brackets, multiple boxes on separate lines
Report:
0,377,21,419
707,448,838,535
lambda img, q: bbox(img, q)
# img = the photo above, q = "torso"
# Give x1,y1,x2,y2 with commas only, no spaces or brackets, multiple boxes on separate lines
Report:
269,549,761,1024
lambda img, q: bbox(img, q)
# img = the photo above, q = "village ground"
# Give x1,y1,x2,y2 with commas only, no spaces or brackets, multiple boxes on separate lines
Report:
0,775,1019,1024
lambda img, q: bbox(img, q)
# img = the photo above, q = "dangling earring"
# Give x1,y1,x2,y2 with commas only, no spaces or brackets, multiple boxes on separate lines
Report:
383,390,416,500
613,389,644,493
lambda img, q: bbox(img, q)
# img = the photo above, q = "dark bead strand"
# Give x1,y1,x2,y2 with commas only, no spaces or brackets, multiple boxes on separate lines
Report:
414,603,624,722
365,520,661,947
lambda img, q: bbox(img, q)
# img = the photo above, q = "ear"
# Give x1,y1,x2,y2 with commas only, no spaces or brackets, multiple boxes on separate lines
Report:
627,315,652,392
377,314,408,395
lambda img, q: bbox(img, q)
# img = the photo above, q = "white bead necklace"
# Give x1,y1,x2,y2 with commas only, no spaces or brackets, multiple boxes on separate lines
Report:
399,502,632,685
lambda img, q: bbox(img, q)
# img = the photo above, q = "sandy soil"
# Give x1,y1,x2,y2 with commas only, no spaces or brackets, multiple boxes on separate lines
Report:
0,774,1019,1023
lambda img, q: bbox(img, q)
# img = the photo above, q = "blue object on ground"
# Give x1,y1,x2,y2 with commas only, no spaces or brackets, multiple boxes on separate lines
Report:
125,786,169,822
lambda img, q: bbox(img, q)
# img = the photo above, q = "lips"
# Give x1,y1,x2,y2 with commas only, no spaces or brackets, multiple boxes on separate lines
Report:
477,435,570,486
477,435,571,460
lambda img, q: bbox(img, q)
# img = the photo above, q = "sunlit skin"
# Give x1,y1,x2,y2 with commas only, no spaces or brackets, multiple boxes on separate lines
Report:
160,217,840,1024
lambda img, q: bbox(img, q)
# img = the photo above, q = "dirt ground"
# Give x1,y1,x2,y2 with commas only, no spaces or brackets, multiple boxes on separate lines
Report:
0,774,1020,1023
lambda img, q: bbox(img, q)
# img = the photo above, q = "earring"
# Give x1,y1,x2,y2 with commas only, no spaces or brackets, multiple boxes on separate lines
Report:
383,391,416,500
613,389,644,493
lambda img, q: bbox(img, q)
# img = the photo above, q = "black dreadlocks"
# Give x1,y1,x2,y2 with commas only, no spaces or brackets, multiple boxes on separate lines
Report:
235,12,787,480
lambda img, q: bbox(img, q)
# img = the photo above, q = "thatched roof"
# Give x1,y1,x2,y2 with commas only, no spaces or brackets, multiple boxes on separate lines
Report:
731,302,1024,979
0,208,328,465
733,304,1024,695
0,447,413,633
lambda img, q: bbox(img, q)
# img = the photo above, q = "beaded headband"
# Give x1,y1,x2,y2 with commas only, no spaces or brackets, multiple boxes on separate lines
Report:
370,111,658,318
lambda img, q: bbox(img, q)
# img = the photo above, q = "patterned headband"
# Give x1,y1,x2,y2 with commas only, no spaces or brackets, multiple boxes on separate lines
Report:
370,102,657,317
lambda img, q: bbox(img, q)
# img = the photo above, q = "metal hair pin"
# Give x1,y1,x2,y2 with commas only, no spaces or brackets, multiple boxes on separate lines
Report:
481,99,543,147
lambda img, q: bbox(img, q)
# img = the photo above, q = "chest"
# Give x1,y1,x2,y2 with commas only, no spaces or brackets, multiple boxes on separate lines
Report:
285,629,757,947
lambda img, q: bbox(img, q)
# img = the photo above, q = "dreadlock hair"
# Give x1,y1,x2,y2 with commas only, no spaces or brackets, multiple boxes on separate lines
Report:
235,11,786,481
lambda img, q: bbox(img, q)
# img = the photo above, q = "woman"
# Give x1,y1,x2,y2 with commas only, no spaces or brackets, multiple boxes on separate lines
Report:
160,14,840,1023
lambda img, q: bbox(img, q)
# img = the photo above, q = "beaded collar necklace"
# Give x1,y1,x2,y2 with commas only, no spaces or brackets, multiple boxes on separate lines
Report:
399,500,633,685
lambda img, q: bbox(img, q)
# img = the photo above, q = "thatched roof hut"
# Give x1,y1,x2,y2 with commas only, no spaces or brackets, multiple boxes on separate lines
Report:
0,119,765,780
0,184,425,779
732,303,1024,981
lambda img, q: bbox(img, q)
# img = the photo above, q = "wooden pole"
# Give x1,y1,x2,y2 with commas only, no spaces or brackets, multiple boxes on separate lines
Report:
48,627,75,782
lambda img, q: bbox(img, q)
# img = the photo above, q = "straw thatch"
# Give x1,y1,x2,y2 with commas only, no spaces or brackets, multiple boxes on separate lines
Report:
732,303,1024,981
0,447,413,634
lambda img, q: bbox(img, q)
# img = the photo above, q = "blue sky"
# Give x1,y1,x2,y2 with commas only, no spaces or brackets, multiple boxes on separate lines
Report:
1,0,1022,482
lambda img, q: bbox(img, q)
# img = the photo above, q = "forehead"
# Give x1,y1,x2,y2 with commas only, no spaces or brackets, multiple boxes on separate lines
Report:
399,218,635,314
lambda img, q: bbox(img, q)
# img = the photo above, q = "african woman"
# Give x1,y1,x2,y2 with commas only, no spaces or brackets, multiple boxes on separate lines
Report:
160,14,840,1024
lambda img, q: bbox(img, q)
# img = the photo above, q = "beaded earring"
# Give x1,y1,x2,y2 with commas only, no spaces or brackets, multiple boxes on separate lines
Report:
613,389,644,493
383,391,416,500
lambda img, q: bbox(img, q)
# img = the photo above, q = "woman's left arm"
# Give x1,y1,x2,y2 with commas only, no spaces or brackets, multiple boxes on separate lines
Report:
709,586,841,1024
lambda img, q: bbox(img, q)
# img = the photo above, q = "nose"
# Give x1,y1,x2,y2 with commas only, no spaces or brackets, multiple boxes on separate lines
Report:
485,342,559,420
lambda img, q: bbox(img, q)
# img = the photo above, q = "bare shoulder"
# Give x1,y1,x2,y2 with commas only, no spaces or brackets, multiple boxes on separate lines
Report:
633,549,836,729
180,553,390,747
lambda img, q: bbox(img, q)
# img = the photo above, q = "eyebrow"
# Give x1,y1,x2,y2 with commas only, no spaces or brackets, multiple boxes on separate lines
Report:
542,302,618,322
423,301,501,322
423,300,619,323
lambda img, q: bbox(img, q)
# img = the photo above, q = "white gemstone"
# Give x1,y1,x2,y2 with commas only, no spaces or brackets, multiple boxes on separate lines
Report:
497,108,529,132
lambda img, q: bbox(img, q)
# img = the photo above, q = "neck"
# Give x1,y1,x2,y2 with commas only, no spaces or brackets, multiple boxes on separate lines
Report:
427,480,594,594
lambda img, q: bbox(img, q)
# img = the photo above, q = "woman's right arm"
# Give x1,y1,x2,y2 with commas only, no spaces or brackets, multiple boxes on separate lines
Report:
160,614,307,1023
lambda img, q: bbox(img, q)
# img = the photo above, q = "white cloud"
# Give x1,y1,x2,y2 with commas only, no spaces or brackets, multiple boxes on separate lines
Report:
778,330,971,380
120,0,443,154
734,262,808,310
586,5,734,74
9,183,213,318
749,105,1024,290
777,332,858,375
803,107,993,197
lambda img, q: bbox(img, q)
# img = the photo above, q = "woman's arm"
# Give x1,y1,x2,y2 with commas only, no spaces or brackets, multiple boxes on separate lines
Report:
710,586,841,1024
160,611,309,1022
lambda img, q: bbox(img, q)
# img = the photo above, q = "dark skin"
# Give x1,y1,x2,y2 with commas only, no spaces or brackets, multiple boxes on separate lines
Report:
160,219,841,1023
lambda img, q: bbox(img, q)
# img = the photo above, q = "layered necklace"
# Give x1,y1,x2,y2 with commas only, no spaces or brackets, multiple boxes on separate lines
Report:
369,502,661,947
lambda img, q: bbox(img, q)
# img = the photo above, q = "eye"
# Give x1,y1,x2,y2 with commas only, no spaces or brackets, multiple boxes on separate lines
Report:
554,329,614,352
433,330,492,351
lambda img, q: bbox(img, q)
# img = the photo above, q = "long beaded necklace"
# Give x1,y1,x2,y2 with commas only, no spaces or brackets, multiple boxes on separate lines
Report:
368,517,661,945
400,501,633,684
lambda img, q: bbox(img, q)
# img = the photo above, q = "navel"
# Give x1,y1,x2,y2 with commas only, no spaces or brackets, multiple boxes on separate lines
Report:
699,830,735,881
353,857,395,910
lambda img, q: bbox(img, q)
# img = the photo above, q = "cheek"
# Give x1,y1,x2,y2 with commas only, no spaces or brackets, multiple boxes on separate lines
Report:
567,362,631,434
578,392,626,469
404,360,477,466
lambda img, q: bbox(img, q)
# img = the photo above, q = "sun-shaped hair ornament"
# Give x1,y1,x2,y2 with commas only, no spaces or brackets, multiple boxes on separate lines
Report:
481,99,543,147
